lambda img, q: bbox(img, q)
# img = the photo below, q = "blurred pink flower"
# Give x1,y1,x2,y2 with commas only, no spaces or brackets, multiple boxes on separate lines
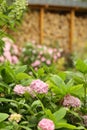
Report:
2,37,13,44
25,87,35,97
48,48,53,55
0,56,4,62
14,85,25,95
4,42,11,51
38,118,55,130
57,52,61,58
53,55,57,61
29,79,48,94
82,115,87,127
12,44,19,55
32,60,40,67
39,51,43,55
41,57,46,62
37,45,42,49
35,67,38,71
46,60,51,65
53,48,57,52
63,94,81,108
38,55,41,59
12,56,19,64
3,51,12,63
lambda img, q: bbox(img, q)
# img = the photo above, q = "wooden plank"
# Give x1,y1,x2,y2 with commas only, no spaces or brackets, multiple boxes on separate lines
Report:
39,7,44,44
69,9,75,53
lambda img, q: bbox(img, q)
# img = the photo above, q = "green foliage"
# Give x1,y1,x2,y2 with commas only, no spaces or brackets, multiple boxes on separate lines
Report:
0,113,9,122
0,0,27,55
0,59,87,129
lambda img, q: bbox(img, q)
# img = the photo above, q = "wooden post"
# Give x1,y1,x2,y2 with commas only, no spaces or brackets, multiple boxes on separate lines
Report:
69,9,75,53
39,7,44,44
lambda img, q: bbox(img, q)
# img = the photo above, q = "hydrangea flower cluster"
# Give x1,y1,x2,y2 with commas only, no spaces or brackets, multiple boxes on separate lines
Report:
13,79,48,96
0,37,19,64
63,94,81,108
38,118,55,130
29,79,48,94
8,113,22,123
21,42,63,70
13,85,25,95
82,115,87,127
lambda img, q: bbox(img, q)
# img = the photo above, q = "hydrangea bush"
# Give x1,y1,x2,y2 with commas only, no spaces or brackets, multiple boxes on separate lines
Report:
0,59,87,129
0,37,20,64
0,0,27,55
20,42,64,71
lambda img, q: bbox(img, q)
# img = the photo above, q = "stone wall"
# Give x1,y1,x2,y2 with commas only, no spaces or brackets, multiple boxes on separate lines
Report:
8,8,87,51
74,13,87,51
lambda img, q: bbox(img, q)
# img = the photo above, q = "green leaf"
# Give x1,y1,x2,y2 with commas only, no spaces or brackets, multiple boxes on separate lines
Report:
31,100,44,111
53,107,66,122
21,79,33,86
58,71,66,81
0,98,15,103
67,84,83,94
15,65,27,73
73,72,85,84
37,68,44,76
56,122,77,129
0,64,16,83
66,79,74,88
45,109,56,122
76,59,87,74
16,73,30,80
20,126,32,130
47,80,65,97
50,75,66,88
56,123,85,129
0,113,9,122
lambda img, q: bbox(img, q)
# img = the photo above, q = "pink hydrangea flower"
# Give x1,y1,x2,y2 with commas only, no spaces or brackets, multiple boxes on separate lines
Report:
31,60,41,67
12,56,19,64
63,94,81,108
3,37,13,44
4,42,11,51
12,44,19,55
57,52,61,58
48,48,53,55
13,85,25,95
0,56,4,62
46,60,51,65
25,87,35,97
53,55,57,61
3,51,12,63
82,115,87,127
41,57,46,62
38,118,55,130
29,79,48,94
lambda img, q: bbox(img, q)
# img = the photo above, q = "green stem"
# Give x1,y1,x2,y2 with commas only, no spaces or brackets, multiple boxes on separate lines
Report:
84,74,87,108
84,84,86,108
